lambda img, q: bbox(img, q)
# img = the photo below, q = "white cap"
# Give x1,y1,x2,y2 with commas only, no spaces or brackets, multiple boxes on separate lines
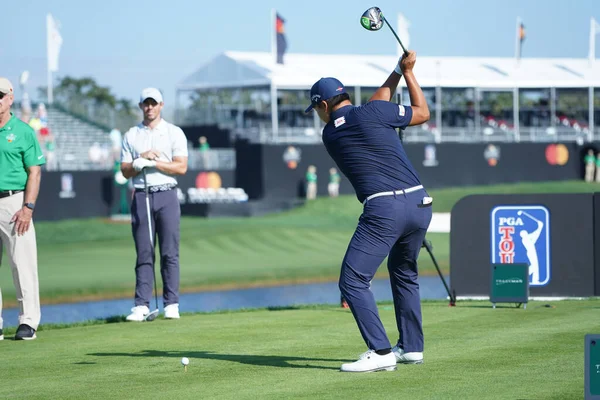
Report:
139,87,163,103
0,77,14,95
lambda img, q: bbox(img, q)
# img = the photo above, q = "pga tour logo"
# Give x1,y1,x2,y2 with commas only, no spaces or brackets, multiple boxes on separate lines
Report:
491,206,551,286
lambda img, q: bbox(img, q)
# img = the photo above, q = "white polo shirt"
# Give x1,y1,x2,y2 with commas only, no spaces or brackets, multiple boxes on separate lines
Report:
121,119,188,189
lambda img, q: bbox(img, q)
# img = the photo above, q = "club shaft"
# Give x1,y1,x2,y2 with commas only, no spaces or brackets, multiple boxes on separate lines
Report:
382,16,408,54
143,168,159,311
521,211,541,224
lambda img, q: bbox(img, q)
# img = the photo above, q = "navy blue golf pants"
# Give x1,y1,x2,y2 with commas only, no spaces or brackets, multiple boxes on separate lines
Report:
131,189,181,308
338,190,432,352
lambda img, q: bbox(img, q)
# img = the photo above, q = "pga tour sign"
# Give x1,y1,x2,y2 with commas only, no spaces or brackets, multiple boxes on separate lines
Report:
491,206,551,286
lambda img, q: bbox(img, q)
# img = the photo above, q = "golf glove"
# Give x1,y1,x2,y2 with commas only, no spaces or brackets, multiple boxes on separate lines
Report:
394,57,403,76
132,158,157,171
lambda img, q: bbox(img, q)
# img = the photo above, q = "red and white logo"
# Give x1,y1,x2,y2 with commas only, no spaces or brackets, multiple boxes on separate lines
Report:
334,116,346,128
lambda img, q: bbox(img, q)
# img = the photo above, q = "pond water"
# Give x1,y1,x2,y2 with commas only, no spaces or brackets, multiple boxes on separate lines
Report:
1,276,450,328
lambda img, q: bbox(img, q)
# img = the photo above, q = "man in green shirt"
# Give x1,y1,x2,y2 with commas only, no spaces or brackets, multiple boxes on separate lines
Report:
0,77,45,340
328,167,341,198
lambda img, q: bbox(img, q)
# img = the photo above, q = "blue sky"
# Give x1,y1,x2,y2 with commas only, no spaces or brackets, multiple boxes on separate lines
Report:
3,0,598,115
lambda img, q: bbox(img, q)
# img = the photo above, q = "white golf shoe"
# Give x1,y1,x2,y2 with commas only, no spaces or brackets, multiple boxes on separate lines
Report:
164,304,180,319
392,345,424,364
126,305,150,322
340,350,397,373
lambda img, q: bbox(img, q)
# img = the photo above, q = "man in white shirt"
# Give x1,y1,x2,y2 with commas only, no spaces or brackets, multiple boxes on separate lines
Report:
121,87,188,321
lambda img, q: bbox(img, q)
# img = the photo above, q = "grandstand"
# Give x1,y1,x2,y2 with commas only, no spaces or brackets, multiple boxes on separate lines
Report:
46,107,113,171
18,105,235,171
175,52,600,144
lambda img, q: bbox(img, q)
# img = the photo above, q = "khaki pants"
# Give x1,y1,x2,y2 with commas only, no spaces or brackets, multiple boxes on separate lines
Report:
307,182,317,200
0,192,41,330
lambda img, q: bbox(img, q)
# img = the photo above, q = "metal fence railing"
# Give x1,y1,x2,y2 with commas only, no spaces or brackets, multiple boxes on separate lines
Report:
187,149,236,171
231,125,598,145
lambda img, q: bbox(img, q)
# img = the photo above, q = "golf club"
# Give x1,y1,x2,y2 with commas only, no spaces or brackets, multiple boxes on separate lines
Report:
517,210,541,224
360,6,409,55
422,239,456,306
143,168,160,322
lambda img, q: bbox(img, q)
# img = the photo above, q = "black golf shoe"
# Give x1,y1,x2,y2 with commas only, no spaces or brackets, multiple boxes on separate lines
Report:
15,324,37,340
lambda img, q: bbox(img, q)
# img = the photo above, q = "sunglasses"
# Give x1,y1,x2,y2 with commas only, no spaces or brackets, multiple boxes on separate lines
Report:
0,92,8,100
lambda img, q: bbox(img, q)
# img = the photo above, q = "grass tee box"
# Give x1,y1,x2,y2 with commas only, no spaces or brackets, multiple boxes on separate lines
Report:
490,263,529,308
0,299,595,399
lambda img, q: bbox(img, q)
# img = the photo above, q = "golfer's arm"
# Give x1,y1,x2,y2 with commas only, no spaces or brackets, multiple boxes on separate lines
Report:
404,71,430,126
155,156,188,176
24,166,41,205
121,162,139,179
368,71,402,102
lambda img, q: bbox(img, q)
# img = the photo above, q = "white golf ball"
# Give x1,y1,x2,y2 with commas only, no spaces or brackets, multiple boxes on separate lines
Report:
181,357,189,366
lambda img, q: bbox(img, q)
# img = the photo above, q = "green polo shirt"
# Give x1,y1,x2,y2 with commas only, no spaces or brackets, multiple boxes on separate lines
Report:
0,113,46,190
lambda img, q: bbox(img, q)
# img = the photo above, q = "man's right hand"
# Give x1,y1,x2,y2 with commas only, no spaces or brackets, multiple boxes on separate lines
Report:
400,50,417,74
140,150,161,160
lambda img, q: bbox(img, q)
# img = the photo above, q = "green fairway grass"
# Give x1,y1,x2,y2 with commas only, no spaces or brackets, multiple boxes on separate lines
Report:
0,180,595,306
0,299,593,399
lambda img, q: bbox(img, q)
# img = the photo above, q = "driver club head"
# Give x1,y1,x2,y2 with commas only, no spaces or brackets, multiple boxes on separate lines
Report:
360,6,384,31
144,309,159,322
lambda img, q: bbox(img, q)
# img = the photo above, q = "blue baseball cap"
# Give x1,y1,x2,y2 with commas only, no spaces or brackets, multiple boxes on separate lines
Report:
305,77,347,113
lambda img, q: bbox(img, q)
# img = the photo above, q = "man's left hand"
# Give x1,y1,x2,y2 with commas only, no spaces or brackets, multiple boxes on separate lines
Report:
11,207,33,236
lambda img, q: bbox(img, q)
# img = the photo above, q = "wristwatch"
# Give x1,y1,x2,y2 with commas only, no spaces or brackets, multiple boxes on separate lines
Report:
24,202,35,210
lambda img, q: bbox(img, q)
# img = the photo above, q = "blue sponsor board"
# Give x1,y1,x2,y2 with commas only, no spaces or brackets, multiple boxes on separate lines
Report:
491,206,551,286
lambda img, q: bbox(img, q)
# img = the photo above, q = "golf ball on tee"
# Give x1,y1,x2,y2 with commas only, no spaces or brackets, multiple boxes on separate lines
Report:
181,357,189,366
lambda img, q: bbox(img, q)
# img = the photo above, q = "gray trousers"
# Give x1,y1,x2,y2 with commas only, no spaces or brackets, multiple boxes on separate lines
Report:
131,189,180,307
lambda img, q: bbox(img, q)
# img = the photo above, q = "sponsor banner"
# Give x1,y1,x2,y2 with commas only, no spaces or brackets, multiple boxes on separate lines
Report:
491,205,551,286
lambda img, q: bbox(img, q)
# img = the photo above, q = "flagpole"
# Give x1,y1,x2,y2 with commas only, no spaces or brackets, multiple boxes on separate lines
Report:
514,16,521,63
271,9,276,65
47,70,53,105
590,17,596,66
46,13,53,104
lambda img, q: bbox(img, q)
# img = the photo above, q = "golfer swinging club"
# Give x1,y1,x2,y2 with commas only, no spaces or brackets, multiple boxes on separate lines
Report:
517,211,544,284
305,50,432,372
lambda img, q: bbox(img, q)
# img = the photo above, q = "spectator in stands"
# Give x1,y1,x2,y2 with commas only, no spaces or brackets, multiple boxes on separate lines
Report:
595,153,600,183
28,115,42,137
0,77,45,340
36,103,48,127
584,149,596,183
328,167,340,197
120,87,188,322
198,136,211,169
43,133,58,171
306,165,317,200
198,136,210,151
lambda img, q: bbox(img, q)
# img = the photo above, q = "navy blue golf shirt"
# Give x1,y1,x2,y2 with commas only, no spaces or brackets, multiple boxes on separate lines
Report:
322,100,422,203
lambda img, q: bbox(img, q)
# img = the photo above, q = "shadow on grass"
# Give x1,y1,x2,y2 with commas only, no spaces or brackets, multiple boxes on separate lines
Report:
103,316,127,323
73,361,97,365
88,350,347,370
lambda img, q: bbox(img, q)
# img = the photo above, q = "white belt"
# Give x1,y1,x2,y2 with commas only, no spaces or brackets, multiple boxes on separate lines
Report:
363,185,424,205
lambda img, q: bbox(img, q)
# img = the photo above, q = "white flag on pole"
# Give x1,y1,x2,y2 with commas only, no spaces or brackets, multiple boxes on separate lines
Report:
396,13,410,57
47,14,63,72
589,17,600,62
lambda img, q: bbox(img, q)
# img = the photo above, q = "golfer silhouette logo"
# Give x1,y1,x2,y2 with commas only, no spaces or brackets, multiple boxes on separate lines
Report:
491,206,551,286
517,211,544,284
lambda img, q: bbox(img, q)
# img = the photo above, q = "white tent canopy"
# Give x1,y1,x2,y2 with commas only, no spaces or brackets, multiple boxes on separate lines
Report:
178,51,600,91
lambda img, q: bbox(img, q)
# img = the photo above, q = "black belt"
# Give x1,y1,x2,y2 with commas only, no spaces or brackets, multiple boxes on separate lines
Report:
135,184,177,193
0,190,23,199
